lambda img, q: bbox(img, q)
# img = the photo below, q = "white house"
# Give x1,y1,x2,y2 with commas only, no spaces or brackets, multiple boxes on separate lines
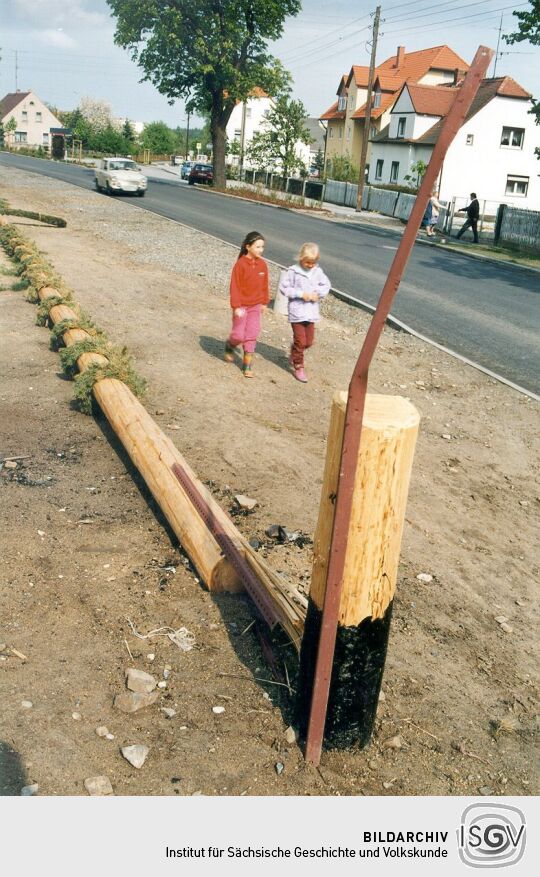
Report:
368,76,540,209
0,90,63,150
226,88,313,173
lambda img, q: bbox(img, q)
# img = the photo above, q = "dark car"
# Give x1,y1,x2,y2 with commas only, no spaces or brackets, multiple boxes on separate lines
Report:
188,163,213,185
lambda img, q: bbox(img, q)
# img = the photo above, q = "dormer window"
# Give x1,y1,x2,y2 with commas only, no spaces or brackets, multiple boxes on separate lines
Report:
338,96,346,111
397,117,406,138
373,91,381,108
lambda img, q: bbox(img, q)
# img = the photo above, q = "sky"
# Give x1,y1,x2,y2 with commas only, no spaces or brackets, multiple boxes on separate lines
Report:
0,0,538,127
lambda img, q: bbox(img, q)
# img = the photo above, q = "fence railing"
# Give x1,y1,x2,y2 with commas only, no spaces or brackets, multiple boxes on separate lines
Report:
495,205,540,253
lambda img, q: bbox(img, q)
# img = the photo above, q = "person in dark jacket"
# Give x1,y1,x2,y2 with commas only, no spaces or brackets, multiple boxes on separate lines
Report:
456,193,480,243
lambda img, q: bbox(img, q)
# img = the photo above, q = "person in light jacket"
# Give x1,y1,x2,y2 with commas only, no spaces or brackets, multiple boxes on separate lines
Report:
279,243,330,383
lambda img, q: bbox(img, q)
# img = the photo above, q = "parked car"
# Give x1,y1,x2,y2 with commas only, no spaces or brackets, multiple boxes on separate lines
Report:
171,155,182,166
94,157,147,196
180,160,195,180
188,163,213,185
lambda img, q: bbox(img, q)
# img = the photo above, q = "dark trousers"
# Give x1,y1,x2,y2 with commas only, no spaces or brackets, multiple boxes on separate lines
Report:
456,217,478,243
291,321,315,368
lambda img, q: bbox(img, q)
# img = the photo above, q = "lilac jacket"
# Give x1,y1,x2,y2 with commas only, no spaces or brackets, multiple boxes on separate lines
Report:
279,263,331,323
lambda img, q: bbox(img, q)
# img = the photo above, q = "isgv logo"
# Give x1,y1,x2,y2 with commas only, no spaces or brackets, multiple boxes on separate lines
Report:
458,803,526,868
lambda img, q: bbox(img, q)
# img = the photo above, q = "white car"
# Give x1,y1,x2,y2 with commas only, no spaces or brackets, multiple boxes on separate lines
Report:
94,157,148,197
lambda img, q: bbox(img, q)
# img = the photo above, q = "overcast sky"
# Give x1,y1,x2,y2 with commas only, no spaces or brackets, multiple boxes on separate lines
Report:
0,0,538,127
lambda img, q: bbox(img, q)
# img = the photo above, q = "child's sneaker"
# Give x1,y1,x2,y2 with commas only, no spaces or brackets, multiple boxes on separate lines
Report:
224,340,235,362
242,353,254,378
294,367,308,383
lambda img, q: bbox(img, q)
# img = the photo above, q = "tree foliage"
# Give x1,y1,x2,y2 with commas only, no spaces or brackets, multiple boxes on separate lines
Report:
246,92,311,177
106,0,301,187
141,120,176,154
504,1,540,138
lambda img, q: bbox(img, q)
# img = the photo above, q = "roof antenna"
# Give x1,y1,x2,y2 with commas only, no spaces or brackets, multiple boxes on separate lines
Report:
493,13,503,78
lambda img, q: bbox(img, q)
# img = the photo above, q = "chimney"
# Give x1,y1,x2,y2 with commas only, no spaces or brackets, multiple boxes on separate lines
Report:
396,46,405,69
453,68,461,85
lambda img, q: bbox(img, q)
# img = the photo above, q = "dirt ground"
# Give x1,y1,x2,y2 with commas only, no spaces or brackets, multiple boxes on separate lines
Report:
0,169,538,797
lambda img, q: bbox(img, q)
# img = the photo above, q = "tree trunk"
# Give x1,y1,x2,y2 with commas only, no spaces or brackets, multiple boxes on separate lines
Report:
211,104,228,189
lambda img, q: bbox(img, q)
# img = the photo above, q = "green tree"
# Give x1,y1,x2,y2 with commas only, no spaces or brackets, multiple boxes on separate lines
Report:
313,147,325,174
141,120,176,154
246,92,311,178
326,155,358,182
505,2,540,141
123,119,136,144
404,159,427,189
106,0,300,188
4,116,17,146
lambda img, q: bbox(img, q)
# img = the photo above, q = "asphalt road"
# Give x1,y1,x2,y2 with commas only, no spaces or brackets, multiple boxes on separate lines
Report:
1,152,538,395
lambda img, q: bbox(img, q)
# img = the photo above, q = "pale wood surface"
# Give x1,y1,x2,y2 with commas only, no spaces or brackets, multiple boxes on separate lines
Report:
310,392,420,626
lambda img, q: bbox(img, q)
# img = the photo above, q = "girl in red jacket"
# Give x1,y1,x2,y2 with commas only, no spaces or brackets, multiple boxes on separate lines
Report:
224,230,269,378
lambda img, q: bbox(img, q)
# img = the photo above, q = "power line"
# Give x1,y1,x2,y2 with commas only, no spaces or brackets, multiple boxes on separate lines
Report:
384,0,502,25
381,2,528,35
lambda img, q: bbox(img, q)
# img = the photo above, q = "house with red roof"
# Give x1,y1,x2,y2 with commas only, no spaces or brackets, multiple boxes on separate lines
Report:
1,90,63,150
320,44,469,173
368,76,539,208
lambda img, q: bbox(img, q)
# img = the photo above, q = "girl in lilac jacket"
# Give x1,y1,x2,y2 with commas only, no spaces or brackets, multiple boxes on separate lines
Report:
279,243,330,383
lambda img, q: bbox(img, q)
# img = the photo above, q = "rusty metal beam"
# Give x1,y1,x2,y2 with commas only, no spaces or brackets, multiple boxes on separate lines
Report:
304,45,494,766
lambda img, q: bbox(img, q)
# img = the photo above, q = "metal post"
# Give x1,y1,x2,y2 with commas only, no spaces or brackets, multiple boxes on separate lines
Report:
494,203,507,244
238,100,248,180
304,45,494,767
185,112,191,160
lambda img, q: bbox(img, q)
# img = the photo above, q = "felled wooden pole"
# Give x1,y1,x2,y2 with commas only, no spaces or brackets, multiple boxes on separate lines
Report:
296,391,420,748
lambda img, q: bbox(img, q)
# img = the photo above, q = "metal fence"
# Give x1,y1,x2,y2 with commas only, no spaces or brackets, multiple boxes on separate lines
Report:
497,205,540,253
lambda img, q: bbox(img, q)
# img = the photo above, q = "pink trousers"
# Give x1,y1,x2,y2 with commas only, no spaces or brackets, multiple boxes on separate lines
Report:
228,304,262,354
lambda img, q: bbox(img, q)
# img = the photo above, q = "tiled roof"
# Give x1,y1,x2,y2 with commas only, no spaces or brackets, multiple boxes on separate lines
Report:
320,100,346,121
0,91,31,118
416,76,532,144
406,83,458,116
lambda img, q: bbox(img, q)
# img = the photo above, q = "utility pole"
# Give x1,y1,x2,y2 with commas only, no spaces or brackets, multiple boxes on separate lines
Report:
493,13,504,78
14,50,19,91
238,99,248,180
356,6,381,212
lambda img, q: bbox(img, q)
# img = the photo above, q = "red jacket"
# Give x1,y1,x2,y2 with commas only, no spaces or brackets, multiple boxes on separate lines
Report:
229,255,270,309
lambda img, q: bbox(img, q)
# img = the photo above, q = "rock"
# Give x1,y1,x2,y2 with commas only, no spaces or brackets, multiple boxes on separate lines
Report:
157,680,167,689
284,726,297,744
212,705,225,715
146,653,155,661
21,700,33,709
494,615,508,624
163,669,170,680
416,573,433,583
382,735,402,750
4,460,17,469
383,779,397,790
519,500,529,507
500,622,513,633
37,530,46,537
114,690,159,713
378,690,386,702
95,725,109,738
479,786,494,796
515,599,525,606
72,712,82,721
155,409,165,415
105,733,115,740
125,668,157,694
234,494,257,511
84,776,113,796
368,759,379,770
275,762,284,775
20,784,39,796
441,434,452,440
161,707,176,719
249,538,261,551
121,744,149,769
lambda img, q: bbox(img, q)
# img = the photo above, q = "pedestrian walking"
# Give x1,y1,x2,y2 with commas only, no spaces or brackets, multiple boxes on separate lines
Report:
279,242,330,383
424,189,445,237
224,230,269,378
456,193,480,243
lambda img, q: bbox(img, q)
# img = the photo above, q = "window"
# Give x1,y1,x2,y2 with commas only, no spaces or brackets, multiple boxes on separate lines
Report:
338,96,346,111
373,91,381,108
245,108,252,118
234,128,241,140
466,133,474,145
370,125,377,138
501,127,524,148
338,126,343,139
36,111,42,122
329,127,334,139
397,117,406,138
15,131,28,142
390,161,399,183
21,110,28,122
505,175,529,196
346,126,351,140
375,159,384,180
42,133,49,145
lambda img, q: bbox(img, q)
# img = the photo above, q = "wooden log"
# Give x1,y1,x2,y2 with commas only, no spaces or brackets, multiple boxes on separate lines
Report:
297,391,420,748
36,285,307,641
